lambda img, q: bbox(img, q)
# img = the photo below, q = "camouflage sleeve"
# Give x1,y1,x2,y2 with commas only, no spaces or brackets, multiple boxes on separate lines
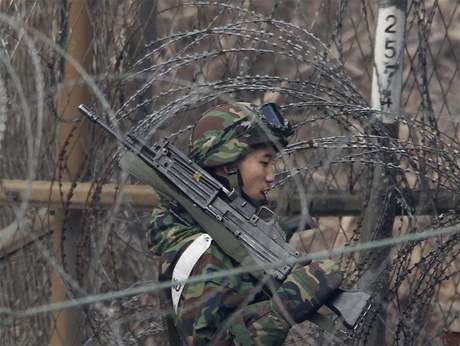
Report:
179,288,292,345
228,260,343,344
176,255,342,345
227,300,292,345
271,260,343,324
147,202,199,257
176,248,292,345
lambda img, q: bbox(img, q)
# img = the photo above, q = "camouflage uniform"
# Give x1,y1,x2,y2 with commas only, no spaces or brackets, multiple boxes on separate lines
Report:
148,103,343,345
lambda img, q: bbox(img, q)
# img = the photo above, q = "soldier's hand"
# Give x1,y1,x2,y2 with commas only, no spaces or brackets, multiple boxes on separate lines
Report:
271,259,343,324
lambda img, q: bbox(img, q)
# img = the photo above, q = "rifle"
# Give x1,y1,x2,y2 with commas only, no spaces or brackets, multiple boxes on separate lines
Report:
78,104,370,331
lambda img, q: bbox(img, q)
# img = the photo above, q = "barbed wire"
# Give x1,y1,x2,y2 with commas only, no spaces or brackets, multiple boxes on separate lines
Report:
1,0,460,345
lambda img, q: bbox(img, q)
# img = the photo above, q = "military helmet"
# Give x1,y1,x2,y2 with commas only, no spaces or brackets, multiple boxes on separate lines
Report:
189,102,293,167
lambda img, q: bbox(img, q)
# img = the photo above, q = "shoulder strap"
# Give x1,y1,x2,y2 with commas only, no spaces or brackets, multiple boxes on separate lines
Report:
171,233,212,314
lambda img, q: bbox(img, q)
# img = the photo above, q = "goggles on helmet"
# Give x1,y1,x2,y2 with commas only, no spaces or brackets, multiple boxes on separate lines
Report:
252,103,294,140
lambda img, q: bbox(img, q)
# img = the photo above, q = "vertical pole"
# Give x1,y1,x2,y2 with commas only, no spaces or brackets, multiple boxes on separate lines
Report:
371,0,406,119
50,0,91,344
360,0,406,343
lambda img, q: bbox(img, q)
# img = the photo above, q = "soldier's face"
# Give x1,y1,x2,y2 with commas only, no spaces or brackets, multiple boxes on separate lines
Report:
237,146,276,202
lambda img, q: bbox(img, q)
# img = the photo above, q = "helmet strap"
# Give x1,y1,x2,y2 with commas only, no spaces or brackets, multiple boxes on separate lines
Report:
227,164,242,195
227,164,264,207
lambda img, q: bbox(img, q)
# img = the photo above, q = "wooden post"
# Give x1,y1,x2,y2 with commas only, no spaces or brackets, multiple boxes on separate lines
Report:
361,0,406,343
50,0,92,344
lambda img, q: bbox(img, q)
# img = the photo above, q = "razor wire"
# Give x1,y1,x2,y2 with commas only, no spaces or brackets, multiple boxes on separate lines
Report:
0,0,460,345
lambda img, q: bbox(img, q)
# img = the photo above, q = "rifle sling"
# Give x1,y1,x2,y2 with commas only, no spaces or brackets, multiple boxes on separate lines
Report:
119,151,263,281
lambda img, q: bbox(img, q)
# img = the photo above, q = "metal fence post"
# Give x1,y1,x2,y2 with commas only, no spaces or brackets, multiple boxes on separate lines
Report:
360,0,407,343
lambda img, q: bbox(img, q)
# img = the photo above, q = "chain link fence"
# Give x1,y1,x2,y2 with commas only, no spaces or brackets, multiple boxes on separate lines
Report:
1,0,460,345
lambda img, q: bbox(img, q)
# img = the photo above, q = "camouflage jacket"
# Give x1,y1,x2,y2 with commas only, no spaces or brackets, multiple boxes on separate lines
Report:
148,200,298,345
148,200,342,345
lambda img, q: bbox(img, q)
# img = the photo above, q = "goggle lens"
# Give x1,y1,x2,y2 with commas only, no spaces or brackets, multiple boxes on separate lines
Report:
255,103,294,138
260,103,284,127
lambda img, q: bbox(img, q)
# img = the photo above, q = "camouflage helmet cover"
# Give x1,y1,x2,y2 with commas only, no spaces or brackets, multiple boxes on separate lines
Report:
189,102,292,167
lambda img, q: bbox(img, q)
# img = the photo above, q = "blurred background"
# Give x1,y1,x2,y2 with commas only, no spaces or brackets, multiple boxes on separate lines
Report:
0,0,459,345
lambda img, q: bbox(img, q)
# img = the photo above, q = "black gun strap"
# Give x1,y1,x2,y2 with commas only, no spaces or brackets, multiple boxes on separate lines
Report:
119,151,264,281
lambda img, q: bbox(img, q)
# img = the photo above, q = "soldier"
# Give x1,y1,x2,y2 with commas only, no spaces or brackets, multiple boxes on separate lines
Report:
147,102,343,345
